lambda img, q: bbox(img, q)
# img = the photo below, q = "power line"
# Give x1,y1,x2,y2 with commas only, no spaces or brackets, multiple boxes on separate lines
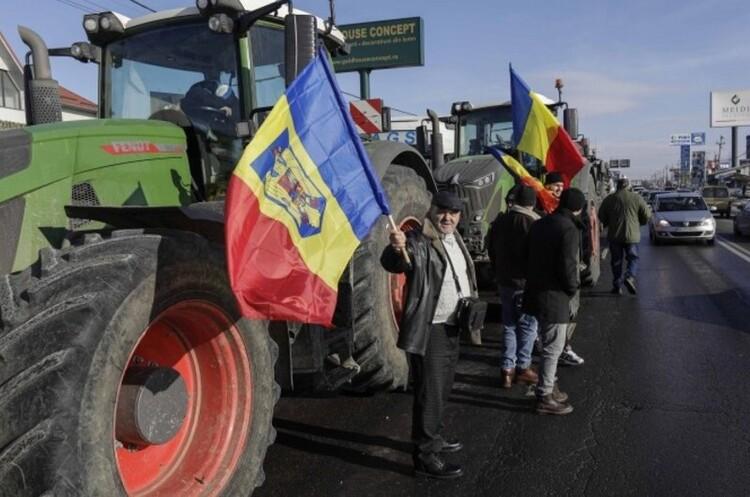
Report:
52,0,94,13
126,0,155,13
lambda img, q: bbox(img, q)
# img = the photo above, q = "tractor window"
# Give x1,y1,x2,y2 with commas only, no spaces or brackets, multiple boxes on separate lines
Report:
249,25,286,110
458,106,513,157
105,22,240,124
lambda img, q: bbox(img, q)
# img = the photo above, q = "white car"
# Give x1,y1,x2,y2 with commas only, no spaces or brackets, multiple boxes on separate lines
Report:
649,193,716,245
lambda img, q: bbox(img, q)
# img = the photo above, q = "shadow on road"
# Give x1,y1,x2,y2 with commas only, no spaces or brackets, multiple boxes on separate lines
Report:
272,418,414,476
450,389,534,413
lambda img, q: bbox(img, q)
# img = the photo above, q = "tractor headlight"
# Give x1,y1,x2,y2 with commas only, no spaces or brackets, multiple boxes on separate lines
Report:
208,13,235,33
83,15,99,33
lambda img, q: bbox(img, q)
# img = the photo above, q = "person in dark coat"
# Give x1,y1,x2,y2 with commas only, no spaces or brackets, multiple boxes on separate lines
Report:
488,185,540,388
381,191,478,479
524,188,586,415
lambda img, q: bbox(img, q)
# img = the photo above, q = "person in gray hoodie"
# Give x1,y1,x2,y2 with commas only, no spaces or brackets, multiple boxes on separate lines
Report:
488,185,540,388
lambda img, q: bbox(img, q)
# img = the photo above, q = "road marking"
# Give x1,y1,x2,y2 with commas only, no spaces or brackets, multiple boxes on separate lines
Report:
717,237,750,264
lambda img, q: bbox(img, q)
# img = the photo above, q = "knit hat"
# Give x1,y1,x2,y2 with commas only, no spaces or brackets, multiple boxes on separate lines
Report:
559,188,586,212
516,185,537,207
545,172,564,185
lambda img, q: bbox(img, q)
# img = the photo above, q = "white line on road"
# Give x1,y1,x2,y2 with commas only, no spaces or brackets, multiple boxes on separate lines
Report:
717,237,750,264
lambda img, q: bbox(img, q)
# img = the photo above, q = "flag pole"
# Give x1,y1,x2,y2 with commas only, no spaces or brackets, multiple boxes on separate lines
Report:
387,214,411,265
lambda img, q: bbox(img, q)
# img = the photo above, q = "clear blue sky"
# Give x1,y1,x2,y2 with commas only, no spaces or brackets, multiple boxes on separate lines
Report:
2,0,749,179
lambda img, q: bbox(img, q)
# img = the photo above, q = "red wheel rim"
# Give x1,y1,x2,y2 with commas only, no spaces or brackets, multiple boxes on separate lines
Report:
115,300,252,497
388,217,422,330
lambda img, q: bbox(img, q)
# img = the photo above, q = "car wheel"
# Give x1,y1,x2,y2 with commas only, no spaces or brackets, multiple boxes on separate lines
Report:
706,238,715,246
734,222,741,236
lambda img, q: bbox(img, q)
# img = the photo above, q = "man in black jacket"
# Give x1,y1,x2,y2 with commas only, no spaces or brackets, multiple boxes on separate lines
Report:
524,188,586,415
488,185,540,388
381,191,478,479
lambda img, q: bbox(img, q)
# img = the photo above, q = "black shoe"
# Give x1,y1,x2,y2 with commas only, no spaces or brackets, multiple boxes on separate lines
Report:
624,276,637,295
611,287,622,295
440,439,463,453
414,454,464,479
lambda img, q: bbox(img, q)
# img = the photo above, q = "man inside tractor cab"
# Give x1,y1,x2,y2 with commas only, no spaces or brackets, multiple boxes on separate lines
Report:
180,72,240,140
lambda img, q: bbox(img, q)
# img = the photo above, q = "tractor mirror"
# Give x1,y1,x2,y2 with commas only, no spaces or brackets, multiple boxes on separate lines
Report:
285,14,316,87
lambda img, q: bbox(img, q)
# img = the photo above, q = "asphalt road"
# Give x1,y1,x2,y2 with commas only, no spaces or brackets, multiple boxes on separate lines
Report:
254,219,750,497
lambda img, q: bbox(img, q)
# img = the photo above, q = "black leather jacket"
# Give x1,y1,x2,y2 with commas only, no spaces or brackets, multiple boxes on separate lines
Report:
380,219,478,356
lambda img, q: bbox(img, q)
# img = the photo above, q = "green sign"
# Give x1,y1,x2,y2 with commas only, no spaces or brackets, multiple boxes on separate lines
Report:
333,17,424,73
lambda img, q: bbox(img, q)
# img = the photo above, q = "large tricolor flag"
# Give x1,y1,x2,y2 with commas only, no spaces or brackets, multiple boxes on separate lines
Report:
225,48,390,326
487,146,558,213
510,66,584,186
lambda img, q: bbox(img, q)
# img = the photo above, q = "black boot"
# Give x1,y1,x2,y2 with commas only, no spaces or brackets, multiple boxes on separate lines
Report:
414,453,464,479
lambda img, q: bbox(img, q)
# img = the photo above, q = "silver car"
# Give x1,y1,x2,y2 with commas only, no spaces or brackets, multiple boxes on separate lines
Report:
649,193,716,245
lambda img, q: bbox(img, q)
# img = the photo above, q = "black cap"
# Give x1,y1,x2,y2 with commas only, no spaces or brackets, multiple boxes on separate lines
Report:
559,188,586,212
545,172,564,185
516,185,537,207
432,191,463,211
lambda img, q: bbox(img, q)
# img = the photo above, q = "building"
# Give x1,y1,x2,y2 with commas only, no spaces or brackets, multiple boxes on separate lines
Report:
0,31,96,128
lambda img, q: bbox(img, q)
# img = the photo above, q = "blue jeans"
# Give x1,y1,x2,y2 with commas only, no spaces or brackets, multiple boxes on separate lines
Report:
610,241,639,289
499,286,538,370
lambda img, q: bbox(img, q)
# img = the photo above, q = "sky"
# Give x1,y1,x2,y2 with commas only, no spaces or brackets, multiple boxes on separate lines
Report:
2,0,749,180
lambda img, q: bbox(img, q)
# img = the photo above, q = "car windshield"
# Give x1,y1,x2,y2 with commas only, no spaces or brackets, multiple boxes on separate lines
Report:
105,21,239,121
702,188,729,198
458,106,513,156
657,197,708,212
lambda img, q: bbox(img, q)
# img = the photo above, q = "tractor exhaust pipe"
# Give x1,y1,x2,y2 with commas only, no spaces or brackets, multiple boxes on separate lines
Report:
18,26,62,124
427,108,444,169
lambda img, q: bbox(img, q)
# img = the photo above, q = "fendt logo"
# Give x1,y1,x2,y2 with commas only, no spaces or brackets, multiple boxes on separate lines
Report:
101,142,186,155
731,94,741,105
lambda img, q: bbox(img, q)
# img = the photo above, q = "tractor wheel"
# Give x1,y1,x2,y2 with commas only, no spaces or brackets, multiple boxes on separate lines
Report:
349,165,431,390
0,230,278,497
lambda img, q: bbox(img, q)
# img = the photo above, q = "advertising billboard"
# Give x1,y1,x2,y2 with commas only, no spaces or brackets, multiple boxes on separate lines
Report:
691,132,706,146
333,18,424,73
710,90,750,127
670,133,691,146
680,145,690,172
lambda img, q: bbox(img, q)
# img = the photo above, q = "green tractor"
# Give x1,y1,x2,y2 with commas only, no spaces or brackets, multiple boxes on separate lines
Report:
423,98,604,288
0,2,436,496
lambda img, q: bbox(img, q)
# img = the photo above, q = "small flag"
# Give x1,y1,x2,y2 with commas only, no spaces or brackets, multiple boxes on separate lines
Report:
225,47,390,326
487,146,558,213
510,66,584,186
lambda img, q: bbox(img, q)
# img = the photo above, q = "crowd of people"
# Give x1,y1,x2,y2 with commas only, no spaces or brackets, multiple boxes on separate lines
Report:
380,173,650,480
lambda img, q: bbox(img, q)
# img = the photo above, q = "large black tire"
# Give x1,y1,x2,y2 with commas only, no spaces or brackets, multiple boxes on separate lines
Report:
0,230,278,497
348,165,431,390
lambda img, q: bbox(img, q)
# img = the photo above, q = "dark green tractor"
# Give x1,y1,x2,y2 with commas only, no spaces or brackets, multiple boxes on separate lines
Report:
0,2,436,496
427,99,603,288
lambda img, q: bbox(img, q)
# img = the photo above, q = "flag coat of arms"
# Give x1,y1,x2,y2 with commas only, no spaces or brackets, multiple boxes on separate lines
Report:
226,48,390,326
510,66,585,186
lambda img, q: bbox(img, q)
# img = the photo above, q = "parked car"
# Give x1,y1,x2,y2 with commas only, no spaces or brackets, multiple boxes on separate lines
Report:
733,201,750,236
649,193,716,245
701,186,732,217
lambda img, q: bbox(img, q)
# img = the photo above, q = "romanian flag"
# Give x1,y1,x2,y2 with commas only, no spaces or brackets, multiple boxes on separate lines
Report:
225,48,390,326
510,66,584,186
487,146,558,213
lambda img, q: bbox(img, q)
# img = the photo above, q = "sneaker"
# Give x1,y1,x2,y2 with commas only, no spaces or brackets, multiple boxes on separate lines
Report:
624,276,637,295
536,394,573,415
611,287,623,295
559,346,584,366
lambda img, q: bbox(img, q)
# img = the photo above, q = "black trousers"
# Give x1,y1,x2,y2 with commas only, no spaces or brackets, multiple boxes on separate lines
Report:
408,323,460,459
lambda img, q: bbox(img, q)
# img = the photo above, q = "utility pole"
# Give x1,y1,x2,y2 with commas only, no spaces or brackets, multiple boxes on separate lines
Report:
717,136,725,168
